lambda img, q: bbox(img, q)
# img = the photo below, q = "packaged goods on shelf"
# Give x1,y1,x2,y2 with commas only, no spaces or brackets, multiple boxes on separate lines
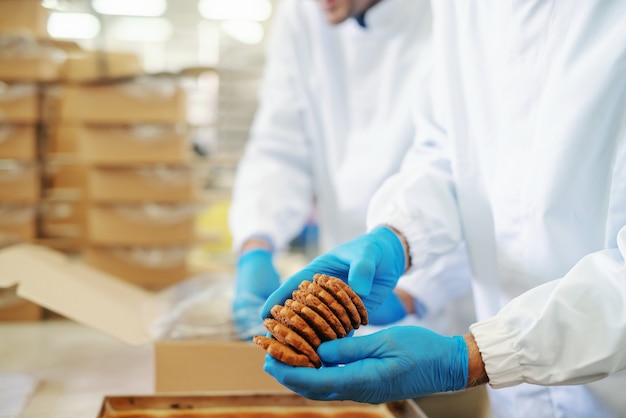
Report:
53,76,187,124
0,35,65,82
84,245,193,290
60,50,144,83
0,124,37,160
0,204,36,246
48,123,191,164
0,83,40,123
0,0,50,38
87,202,198,245
0,161,40,202
88,165,199,203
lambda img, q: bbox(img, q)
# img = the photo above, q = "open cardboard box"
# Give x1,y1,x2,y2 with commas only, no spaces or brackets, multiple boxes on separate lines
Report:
0,243,288,394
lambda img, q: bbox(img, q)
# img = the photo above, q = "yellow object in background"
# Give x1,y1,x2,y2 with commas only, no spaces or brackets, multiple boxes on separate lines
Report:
196,199,233,255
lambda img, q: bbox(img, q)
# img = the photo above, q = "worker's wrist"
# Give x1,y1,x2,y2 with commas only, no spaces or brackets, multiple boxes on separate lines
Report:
383,224,412,272
463,332,489,388
240,236,274,255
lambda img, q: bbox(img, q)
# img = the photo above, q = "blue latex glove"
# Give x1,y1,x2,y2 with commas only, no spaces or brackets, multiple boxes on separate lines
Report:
264,326,469,404
367,292,408,326
262,226,406,317
233,248,281,340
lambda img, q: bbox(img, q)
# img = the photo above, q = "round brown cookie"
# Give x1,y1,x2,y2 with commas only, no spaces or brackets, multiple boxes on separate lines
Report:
284,298,338,342
253,335,316,368
270,304,322,348
314,273,368,326
298,280,353,335
314,274,361,329
292,289,347,338
263,318,322,368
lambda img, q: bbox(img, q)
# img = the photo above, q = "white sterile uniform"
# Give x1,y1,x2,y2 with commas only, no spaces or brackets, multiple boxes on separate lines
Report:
368,1,626,417
229,0,474,333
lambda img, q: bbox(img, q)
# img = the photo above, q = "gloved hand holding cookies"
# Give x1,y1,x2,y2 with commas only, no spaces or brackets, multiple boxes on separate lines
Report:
254,273,368,368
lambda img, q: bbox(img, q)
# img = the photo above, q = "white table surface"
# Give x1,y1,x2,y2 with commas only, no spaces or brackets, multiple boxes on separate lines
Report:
0,319,153,418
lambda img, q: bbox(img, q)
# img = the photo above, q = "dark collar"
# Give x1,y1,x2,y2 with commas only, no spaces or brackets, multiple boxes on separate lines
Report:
354,12,367,28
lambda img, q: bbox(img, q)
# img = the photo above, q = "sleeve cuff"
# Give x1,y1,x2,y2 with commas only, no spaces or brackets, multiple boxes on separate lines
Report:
470,317,525,388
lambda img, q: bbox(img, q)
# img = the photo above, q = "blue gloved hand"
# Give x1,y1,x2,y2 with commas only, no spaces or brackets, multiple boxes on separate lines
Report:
233,248,281,340
367,291,408,326
264,326,469,404
262,226,406,317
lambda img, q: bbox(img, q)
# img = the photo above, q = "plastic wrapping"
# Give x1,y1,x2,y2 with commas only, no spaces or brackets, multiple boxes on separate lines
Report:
112,202,198,226
147,273,240,341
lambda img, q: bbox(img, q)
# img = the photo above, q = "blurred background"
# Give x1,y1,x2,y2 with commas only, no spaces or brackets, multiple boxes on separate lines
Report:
0,0,310,321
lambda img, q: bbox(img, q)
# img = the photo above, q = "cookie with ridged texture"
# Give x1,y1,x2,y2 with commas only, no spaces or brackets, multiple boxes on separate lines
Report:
292,289,347,338
284,298,337,342
253,335,316,368
270,304,322,348
263,318,322,368
313,274,362,328
298,280,353,334
314,273,368,326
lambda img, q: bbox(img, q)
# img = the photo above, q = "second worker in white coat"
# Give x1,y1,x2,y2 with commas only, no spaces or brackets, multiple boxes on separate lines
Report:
228,0,474,340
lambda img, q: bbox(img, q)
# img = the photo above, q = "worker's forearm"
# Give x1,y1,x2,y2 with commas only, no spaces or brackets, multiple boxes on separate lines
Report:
463,333,489,387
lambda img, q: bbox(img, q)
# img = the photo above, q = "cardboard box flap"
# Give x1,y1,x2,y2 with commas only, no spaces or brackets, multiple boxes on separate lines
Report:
0,244,157,345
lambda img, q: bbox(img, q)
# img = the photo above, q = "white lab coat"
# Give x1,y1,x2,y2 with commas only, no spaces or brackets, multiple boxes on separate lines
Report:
229,0,429,253
368,1,626,417
229,0,474,333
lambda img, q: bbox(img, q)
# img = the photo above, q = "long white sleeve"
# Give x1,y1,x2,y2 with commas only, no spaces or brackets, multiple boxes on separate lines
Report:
228,4,315,252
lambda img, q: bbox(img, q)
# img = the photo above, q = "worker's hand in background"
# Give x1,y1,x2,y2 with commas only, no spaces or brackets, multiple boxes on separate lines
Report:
367,291,408,326
264,326,469,404
262,226,407,318
233,248,280,340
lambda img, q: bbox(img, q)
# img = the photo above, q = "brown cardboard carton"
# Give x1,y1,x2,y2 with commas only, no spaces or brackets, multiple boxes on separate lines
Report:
84,245,192,290
56,78,187,124
51,124,191,164
0,162,40,202
0,0,50,38
0,124,37,160
88,165,199,203
0,288,42,321
0,204,36,246
60,50,144,83
87,203,198,245
0,36,64,82
0,83,39,123
0,244,287,393
44,160,88,191
39,196,86,241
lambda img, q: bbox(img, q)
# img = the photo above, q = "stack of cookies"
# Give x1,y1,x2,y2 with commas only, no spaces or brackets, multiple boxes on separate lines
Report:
254,273,368,368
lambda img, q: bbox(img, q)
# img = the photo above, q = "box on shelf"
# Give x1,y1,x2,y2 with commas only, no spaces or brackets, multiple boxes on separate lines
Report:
0,244,289,394
0,36,65,82
43,160,87,191
88,165,199,203
49,123,191,163
84,245,192,290
60,50,144,83
0,161,40,202
87,203,198,245
0,204,36,246
0,83,39,123
55,78,187,124
0,0,50,38
0,124,37,160
39,197,86,241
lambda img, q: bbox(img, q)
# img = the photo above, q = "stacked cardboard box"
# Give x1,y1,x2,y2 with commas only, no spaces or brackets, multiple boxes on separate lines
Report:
0,0,55,320
45,72,201,290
